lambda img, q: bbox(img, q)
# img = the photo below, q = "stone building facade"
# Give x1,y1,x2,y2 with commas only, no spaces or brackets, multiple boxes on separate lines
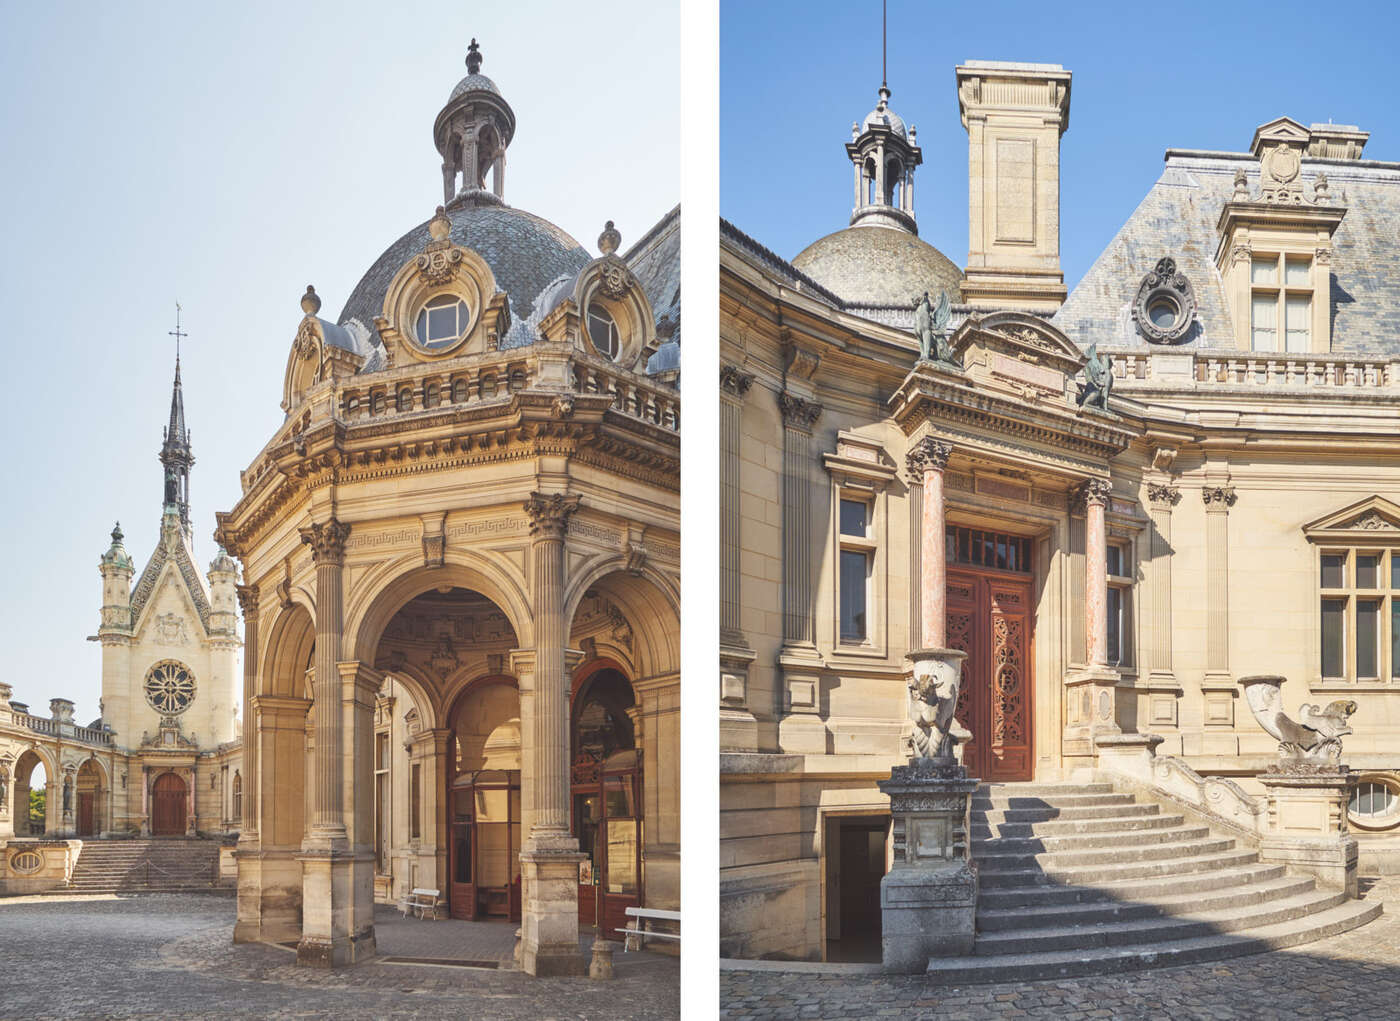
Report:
214,42,680,976
0,358,243,888
720,60,1400,960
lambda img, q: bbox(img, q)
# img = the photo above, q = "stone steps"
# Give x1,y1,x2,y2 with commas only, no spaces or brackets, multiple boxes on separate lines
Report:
68,839,225,894
919,780,1382,982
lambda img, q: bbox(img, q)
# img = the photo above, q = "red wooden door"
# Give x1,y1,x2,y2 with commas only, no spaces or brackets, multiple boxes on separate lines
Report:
151,773,187,836
946,568,1033,781
77,792,95,836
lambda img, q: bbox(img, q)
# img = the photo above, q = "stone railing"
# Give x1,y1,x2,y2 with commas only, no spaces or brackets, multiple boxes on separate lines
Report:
573,355,681,433
1109,349,1400,391
11,712,113,746
339,350,535,421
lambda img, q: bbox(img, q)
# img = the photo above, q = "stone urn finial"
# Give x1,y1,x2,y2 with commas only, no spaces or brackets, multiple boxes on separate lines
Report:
598,220,621,256
905,648,968,761
300,285,321,316
428,206,452,243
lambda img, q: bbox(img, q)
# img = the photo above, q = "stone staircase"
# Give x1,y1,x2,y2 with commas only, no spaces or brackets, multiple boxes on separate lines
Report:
65,839,230,895
924,781,1381,983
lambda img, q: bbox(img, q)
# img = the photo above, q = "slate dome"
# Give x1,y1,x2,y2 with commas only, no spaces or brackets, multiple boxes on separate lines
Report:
792,225,963,307
337,202,591,332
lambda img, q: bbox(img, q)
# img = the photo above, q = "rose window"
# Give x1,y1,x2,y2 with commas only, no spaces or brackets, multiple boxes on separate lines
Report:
144,660,196,715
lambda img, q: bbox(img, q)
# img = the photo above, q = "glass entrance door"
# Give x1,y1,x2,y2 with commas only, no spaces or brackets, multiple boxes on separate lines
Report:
448,770,520,921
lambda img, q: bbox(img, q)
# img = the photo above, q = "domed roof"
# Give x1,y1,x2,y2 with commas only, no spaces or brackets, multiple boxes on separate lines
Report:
449,73,500,100
337,203,591,332
862,101,906,139
792,225,963,306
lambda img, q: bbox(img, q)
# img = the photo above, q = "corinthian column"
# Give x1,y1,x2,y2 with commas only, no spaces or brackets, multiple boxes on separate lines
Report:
300,519,350,845
518,491,586,977
1083,480,1112,669
906,437,953,649
1065,478,1120,760
235,583,260,839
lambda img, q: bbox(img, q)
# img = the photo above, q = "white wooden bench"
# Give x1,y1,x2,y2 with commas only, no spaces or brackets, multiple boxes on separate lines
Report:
616,906,681,951
399,887,443,920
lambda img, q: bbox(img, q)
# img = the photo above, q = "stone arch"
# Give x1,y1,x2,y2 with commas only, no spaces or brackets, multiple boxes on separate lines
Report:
564,560,680,680
13,748,54,836
75,757,105,836
379,664,441,734
347,554,535,668
261,603,317,699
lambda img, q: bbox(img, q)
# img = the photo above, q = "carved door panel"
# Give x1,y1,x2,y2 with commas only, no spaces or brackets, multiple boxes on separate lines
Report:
946,568,1033,782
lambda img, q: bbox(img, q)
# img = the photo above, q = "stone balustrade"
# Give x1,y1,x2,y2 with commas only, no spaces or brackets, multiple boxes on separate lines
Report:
11,712,113,746
1108,348,1400,390
573,355,681,432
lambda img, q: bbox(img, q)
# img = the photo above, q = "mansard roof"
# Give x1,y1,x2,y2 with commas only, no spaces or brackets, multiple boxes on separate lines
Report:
1055,146,1400,356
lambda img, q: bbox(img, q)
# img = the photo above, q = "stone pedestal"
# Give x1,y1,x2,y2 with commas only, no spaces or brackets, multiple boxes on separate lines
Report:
1259,767,1358,897
878,757,979,973
519,848,588,977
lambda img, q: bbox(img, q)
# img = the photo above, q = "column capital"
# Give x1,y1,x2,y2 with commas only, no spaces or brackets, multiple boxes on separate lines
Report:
777,391,822,430
524,492,582,538
1071,478,1113,513
300,518,351,565
906,436,953,477
720,364,755,398
235,583,260,619
1202,485,1237,511
1146,483,1181,510
336,660,384,701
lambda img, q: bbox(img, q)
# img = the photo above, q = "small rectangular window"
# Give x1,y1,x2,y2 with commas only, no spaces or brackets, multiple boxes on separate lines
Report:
1392,553,1400,590
1285,294,1311,353
839,549,869,641
1107,587,1122,667
1392,601,1400,679
1284,257,1311,286
1321,598,1347,678
1321,553,1346,589
1357,599,1381,678
1251,294,1278,351
1106,545,1123,578
839,499,868,537
1251,257,1278,285
1357,554,1381,589
410,763,422,841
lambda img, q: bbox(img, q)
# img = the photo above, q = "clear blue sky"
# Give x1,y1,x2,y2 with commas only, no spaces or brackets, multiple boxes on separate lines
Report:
722,0,1400,285
0,2,678,725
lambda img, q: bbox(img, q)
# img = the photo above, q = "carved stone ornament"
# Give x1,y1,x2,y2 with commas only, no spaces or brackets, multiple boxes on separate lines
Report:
906,437,953,478
299,518,352,564
1353,511,1397,531
294,317,319,361
719,364,754,397
1240,674,1356,766
1070,478,1113,513
416,206,463,285
597,258,632,299
1131,257,1197,344
235,583,260,619
1146,483,1181,509
777,392,822,430
905,649,968,761
1076,342,1112,411
523,492,582,538
1202,486,1237,509
154,613,190,647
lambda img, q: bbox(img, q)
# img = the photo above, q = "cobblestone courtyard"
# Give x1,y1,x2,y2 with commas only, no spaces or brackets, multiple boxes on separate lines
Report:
1,894,679,1020
721,877,1399,1021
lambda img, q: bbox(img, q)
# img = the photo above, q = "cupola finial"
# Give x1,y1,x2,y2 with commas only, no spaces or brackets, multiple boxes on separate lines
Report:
466,38,482,75
301,284,321,316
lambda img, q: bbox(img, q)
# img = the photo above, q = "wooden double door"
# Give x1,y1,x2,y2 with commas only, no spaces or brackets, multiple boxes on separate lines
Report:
151,772,187,836
945,567,1034,781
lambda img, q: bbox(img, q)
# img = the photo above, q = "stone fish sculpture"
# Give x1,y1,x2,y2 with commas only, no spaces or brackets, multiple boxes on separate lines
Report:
1240,674,1357,765
906,650,966,760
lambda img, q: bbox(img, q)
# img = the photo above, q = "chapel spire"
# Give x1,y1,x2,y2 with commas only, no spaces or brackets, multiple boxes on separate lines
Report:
159,304,195,539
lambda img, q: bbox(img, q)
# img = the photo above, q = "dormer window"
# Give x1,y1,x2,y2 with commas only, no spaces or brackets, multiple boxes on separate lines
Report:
415,294,471,349
587,303,621,360
1249,255,1312,352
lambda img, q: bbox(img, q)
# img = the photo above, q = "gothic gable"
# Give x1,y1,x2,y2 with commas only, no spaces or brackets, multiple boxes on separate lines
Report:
130,534,212,633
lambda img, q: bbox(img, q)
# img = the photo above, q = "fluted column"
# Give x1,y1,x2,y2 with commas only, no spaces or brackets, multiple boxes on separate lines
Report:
519,492,587,977
1202,486,1236,681
300,518,350,845
235,583,260,839
907,437,953,649
720,365,758,751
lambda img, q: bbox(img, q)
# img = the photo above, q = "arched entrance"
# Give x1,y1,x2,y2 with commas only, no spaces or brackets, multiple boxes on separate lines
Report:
446,678,522,921
76,759,103,837
151,772,187,836
13,750,49,837
571,664,641,935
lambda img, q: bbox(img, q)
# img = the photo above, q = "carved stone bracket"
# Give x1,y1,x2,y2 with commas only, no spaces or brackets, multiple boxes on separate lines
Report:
524,493,582,538
299,519,352,565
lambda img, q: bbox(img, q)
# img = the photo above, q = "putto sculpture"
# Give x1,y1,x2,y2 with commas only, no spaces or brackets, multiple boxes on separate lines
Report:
905,648,967,761
1240,674,1357,765
1077,341,1112,410
913,290,955,366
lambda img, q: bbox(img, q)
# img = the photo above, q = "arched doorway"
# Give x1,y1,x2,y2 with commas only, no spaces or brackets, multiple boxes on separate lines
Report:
151,772,187,836
446,679,521,921
76,759,103,837
13,750,48,837
571,665,641,935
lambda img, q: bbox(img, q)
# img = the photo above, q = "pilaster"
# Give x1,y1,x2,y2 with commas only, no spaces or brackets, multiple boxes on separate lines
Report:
720,365,759,751
777,391,825,754
1143,483,1184,733
1201,486,1238,741
1065,479,1120,763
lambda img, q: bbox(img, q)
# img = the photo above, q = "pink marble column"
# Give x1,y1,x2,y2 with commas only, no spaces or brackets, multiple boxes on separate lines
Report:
1081,479,1113,668
907,437,954,649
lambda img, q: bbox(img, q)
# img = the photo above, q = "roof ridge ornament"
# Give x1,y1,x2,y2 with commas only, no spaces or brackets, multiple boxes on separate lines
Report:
598,220,621,256
466,38,482,75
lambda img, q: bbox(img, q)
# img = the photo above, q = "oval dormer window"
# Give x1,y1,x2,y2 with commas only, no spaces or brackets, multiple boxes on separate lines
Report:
415,294,471,350
587,303,621,361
